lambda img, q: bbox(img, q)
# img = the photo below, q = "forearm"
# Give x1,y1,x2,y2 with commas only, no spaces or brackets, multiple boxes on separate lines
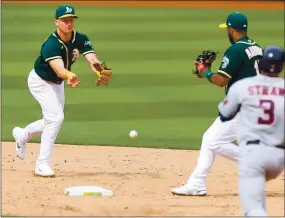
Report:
49,59,74,79
85,53,102,64
85,53,103,75
203,70,228,87
55,68,74,79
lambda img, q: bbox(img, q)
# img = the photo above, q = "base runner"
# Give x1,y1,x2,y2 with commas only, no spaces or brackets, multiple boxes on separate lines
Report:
12,5,112,177
218,45,284,216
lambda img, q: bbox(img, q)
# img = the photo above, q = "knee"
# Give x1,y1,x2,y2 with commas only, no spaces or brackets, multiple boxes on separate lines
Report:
202,131,218,150
44,112,64,126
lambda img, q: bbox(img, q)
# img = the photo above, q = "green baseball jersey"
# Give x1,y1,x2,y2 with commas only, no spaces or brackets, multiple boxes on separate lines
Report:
34,30,94,84
217,36,262,93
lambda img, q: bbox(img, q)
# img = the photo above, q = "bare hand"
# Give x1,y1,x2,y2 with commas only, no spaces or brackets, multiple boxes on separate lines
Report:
67,74,80,88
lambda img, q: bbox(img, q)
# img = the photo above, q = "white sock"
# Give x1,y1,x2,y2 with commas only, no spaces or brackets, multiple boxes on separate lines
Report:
24,119,45,138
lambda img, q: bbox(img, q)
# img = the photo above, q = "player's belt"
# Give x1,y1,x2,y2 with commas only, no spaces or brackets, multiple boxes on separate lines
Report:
246,140,284,150
246,140,260,145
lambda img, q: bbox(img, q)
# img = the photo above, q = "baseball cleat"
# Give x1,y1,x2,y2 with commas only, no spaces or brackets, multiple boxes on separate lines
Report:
171,185,207,196
12,127,28,160
34,164,55,178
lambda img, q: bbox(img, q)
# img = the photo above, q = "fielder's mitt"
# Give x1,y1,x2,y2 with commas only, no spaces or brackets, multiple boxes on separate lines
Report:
191,50,218,78
93,62,112,86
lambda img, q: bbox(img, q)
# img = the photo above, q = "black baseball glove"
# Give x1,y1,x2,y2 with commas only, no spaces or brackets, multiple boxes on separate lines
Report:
191,50,218,78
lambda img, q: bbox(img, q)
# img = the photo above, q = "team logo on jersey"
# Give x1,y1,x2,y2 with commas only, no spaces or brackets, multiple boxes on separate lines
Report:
66,7,73,13
221,56,229,69
72,48,80,62
84,41,92,47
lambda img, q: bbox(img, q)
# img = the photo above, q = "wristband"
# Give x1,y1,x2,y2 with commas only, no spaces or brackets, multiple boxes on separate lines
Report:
66,72,73,79
204,70,214,82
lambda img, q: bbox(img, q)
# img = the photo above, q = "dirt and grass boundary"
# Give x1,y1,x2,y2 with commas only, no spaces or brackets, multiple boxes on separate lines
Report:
2,0,284,10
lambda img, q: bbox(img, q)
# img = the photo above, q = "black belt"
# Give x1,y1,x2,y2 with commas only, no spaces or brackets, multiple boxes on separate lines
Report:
41,79,63,84
246,140,284,150
246,140,260,145
54,80,63,84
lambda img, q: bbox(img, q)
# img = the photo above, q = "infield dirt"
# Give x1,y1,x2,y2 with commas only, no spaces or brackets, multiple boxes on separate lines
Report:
2,142,284,216
2,0,284,216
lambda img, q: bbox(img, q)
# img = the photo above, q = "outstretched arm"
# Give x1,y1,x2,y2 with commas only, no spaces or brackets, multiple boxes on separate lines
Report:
84,53,112,86
84,53,102,77
49,59,74,79
48,59,80,87
194,48,238,87
77,33,112,85
198,66,230,87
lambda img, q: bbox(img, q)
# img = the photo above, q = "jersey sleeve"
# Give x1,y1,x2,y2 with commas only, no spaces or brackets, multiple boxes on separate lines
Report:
217,46,240,79
77,33,95,55
218,82,241,121
41,40,62,62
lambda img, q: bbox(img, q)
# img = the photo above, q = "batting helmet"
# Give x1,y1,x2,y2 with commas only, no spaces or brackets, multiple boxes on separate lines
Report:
258,45,285,74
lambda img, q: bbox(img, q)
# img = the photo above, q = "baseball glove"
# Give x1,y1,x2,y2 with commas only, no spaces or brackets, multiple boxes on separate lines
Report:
93,62,112,86
191,50,218,78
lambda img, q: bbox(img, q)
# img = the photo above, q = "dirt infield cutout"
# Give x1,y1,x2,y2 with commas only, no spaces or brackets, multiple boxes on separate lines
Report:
2,142,284,216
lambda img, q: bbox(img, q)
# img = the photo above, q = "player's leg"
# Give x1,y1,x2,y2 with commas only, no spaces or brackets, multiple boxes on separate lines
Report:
171,116,238,195
25,120,45,138
17,69,64,176
238,145,285,216
206,116,239,160
238,150,267,216
35,83,64,177
13,70,45,159
56,81,65,110
21,74,65,140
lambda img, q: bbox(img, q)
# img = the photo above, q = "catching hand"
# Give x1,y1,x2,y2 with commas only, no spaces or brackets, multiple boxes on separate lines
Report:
191,50,218,78
93,62,112,86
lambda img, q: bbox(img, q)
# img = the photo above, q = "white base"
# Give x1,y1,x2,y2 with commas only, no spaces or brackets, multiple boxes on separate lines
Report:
64,186,114,196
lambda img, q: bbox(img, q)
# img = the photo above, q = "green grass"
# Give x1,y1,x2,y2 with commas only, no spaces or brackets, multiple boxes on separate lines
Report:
1,4,284,149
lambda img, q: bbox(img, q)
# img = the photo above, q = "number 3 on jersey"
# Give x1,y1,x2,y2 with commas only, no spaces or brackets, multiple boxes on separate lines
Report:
258,99,275,125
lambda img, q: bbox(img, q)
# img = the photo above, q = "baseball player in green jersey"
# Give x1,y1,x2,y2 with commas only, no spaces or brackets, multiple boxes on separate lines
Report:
172,12,263,196
12,5,112,177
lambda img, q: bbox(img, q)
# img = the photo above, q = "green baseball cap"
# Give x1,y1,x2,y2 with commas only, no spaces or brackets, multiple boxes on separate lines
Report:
219,12,248,29
55,5,79,19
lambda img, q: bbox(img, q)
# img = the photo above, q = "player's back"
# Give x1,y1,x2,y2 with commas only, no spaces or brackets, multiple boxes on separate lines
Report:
236,74,284,147
218,37,263,94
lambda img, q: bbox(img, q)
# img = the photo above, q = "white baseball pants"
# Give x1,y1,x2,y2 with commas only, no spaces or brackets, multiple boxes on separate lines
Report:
187,116,239,188
24,69,65,165
238,144,284,216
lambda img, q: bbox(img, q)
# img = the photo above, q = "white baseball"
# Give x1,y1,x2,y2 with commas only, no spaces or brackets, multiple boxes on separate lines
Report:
129,130,138,139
